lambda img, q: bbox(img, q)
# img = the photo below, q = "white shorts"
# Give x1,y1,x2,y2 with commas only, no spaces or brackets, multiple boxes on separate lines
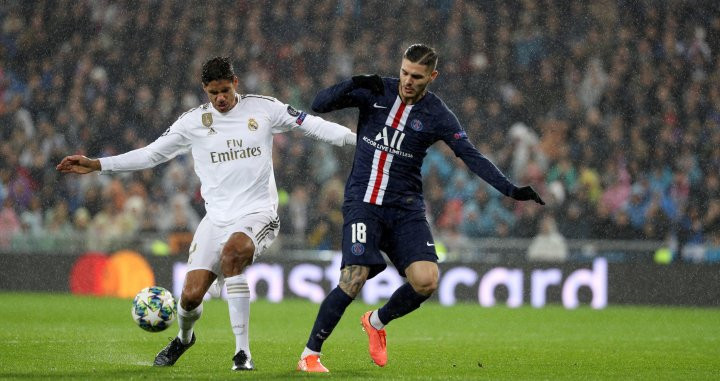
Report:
186,211,280,276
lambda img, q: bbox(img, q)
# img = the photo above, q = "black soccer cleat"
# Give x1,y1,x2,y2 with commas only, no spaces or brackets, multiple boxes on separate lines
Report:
153,334,196,366
231,350,255,371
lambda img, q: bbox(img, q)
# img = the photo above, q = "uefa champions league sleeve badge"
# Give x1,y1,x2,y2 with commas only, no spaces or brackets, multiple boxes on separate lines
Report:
202,113,217,135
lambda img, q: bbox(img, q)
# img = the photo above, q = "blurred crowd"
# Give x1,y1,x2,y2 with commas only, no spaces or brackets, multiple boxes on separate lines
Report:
1,0,720,262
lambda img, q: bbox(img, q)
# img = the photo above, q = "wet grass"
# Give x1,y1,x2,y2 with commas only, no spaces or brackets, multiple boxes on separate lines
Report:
0,292,718,380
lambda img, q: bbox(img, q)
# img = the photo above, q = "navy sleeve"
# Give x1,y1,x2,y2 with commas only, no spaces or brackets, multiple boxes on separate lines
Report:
440,112,517,197
311,79,368,113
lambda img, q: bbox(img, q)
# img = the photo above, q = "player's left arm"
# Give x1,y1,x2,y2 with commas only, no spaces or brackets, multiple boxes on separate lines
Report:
311,76,382,113
442,114,544,205
272,102,356,147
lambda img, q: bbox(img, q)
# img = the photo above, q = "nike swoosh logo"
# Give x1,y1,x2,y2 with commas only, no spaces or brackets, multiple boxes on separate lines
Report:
426,242,435,246
373,103,387,109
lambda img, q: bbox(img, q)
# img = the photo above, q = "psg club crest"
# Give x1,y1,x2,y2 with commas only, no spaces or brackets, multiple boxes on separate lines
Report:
202,113,217,135
410,119,423,131
248,118,259,131
351,243,365,256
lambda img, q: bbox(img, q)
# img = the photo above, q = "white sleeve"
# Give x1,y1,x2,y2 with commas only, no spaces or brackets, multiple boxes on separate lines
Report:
271,102,356,146
98,129,191,172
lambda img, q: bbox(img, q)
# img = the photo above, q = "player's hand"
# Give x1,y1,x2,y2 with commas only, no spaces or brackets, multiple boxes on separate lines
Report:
511,186,545,205
352,74,384,95
55,155,101,174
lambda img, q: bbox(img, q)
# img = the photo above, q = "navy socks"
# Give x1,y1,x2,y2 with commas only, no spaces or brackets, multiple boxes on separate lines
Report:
377,282,430,325
306,283,430,351
306,287,354,352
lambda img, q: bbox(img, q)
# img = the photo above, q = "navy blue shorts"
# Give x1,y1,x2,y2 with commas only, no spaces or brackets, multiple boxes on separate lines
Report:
341,202,437,279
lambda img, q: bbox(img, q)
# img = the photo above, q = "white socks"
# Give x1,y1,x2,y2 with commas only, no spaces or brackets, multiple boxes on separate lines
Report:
177,301,203,344
370,310,385,330
225,274,251,357
301,347,321,359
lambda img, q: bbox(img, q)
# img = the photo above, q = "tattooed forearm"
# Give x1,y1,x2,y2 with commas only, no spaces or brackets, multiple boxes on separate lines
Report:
338,265,370,298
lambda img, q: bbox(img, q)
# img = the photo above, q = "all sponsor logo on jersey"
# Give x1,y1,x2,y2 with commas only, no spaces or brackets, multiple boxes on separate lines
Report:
410,119,423,131
363,127,413,158
248,118,259,131
296,112,307,125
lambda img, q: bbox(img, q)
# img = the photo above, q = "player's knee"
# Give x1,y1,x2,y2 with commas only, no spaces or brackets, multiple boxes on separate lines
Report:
411,276,438,296
220,233,255,273
180,288,205,310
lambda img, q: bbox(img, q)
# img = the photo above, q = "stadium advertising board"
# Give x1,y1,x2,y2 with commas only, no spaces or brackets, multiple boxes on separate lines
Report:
1,252,718,307
173,255,608,309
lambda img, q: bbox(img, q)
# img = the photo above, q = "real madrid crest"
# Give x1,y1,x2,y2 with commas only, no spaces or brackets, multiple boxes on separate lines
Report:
248,118,258,131
202,113,217,135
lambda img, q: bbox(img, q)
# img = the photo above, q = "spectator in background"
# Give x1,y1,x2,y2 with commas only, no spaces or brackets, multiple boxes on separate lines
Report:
287,185,310,242
558,201,592,239
527,214,568,262
0,198,20,249
72,207,90,237
19,195,44,237
3,0,720,262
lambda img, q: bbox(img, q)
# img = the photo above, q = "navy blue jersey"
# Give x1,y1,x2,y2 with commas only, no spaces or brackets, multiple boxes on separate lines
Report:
312,77,517,211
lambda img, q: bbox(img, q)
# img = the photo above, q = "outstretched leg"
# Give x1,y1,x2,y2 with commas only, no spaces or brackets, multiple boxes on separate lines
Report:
154,269,215,366
362,261,438,366
298,265,370,372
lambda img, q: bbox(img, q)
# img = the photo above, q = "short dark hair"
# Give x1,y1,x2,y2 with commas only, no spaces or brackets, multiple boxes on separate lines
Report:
403,44,438,70
201,56,235,85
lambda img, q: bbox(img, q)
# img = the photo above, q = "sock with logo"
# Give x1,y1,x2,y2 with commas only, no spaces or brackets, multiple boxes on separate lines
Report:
226,274,251,357
377,282,430,326
305,287,354,352
177,300,203,344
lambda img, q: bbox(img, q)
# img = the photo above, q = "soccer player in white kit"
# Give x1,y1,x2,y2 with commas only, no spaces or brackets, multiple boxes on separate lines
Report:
56,57,356,371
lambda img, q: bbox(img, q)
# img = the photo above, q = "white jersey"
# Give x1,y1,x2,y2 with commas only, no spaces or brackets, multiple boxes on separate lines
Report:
99,94,355,226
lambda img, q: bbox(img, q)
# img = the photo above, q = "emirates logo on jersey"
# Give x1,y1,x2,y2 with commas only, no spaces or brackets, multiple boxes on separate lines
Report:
210,138,262,163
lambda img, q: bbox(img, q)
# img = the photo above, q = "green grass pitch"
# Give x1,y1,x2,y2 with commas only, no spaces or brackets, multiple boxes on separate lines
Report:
0,292,718,380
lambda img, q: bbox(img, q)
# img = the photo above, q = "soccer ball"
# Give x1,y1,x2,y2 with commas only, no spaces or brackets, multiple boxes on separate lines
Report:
131,286,177,332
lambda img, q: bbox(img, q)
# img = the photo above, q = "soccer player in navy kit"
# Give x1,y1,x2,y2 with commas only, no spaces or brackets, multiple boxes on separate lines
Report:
297,44,544,372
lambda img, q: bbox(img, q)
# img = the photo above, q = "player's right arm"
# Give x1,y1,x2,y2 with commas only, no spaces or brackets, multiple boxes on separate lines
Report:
311,75,384,113
56,122,191,174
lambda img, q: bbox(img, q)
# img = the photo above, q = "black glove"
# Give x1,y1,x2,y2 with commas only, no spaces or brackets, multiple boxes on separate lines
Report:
352,74,384,95
511,186,545,205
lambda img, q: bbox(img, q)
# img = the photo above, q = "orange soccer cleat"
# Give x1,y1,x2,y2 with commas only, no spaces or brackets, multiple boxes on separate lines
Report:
297,354,329,373
361,311,387,367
